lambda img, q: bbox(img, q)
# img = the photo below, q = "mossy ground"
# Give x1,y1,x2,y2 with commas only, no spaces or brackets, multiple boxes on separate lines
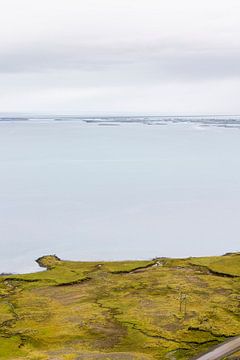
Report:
0,254,239,359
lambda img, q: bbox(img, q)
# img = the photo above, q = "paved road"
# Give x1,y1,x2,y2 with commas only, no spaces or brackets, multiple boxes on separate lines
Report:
195,337,240,360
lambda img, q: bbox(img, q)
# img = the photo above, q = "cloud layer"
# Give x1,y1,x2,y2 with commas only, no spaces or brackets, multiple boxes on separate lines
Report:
0,0,240,114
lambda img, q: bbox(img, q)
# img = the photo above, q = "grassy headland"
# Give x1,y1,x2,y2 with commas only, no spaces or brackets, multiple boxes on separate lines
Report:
0,253,239,359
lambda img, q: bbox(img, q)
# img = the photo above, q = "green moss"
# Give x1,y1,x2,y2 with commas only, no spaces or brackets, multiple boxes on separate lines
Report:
0,254,239,359
102,260,155,273
0,336,27,358
188,253,240,276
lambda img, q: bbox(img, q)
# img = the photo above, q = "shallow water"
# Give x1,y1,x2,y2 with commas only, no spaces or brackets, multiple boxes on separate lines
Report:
0,119,240,273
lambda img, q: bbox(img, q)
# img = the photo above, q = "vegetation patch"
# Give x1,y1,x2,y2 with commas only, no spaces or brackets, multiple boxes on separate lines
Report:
0,254,239,359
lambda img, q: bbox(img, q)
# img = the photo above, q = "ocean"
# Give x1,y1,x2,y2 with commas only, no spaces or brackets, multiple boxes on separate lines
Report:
0,116,240,273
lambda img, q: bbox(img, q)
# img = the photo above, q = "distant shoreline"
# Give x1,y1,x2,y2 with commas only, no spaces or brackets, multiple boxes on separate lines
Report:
2,251,239,276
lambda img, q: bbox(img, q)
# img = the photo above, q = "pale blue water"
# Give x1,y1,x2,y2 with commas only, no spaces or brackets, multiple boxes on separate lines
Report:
0,117,240,273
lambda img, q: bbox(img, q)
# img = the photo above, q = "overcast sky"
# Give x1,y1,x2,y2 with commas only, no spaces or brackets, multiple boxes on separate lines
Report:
0,0,240,115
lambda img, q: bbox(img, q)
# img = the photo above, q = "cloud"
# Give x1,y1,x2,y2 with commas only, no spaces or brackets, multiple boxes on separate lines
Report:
1,40,240,83
0,0,240,113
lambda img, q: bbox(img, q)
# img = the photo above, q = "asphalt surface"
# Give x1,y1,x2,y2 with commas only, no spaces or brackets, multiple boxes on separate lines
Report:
195,337,240,360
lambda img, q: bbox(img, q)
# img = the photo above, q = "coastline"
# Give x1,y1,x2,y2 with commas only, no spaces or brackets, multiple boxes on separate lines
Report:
1,252,239,359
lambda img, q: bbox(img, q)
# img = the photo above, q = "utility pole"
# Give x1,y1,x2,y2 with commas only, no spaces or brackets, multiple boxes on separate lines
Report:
179,291,187,318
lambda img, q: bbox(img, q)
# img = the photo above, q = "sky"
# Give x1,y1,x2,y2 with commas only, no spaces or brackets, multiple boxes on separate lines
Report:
0,0,240,115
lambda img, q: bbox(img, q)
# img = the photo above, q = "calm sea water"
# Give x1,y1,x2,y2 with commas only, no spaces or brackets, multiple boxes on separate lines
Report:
0,117,240,273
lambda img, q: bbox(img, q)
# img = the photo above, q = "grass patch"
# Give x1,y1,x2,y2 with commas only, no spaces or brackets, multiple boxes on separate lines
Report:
0,254,239,359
